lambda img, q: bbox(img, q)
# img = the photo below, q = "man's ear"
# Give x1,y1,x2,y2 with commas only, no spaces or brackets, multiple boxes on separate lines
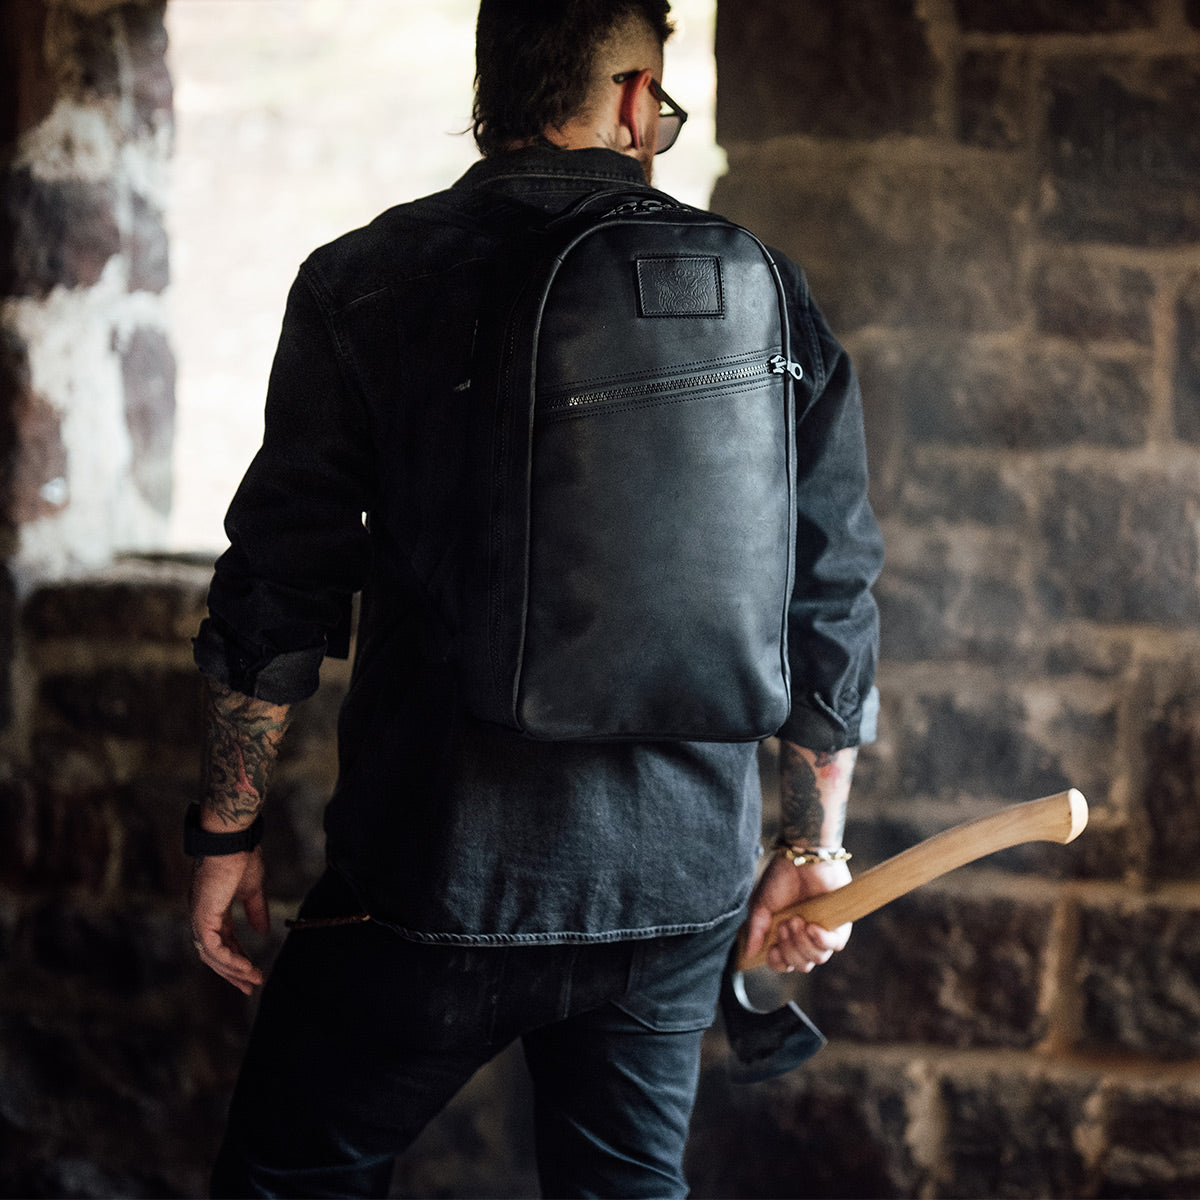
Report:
617,68,654,150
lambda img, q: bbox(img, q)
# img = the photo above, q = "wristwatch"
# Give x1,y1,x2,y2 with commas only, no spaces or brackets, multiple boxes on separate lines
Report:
183,803,264,858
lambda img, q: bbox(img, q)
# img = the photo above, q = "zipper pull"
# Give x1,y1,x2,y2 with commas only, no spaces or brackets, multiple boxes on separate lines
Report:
768,354,804,381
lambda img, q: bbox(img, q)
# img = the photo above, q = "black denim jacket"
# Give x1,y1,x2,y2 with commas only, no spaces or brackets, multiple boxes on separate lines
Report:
194,148,882,944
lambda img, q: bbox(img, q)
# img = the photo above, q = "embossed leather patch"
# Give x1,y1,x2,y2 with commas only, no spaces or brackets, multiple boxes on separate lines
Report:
635,255,724,317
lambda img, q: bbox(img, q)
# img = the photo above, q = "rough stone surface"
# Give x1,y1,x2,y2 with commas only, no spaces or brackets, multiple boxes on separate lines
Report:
808,889,1053,1048
902,343,1151,450
39,665,204,742
0,777,115,892
895,458,1027,528
713,155,1026,334
1077,900,1200,1058
127,192,169,293
1132,653,1200,880
28,895,191,995
895,691,1073,801
875,560,1031,667
958,50,1030,151
1038,469,1200,626
1043,58,1200,246
10,386,68,526
1176,272,1200,444
955,0,1155,33
938,1072,1096,1199
0,2,56,144
687,1057,919,1199
122,2,172,133
1099,1086,1200,1198
715,0,936,143
0,167,120,297
23,561,209,642
1036,255,1155,346
121,326,175,514
2,0,175,577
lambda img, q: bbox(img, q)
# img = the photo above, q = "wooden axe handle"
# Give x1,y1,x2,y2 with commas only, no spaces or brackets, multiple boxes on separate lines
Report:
737,788,1088,972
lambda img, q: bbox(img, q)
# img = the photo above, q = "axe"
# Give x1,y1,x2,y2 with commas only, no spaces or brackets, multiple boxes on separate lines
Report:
720,788,1088,1083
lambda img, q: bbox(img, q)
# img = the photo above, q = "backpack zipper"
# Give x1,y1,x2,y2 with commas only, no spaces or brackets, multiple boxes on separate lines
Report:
541,353,802,416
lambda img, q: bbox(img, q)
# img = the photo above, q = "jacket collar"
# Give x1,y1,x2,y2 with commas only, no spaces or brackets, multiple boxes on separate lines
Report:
453,146,650,192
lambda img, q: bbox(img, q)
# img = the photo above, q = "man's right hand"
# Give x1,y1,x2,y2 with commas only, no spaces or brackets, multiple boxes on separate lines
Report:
189,848,269,994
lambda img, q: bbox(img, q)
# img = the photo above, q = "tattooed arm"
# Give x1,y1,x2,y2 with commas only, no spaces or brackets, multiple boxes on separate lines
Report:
741,740,858,974
190,677,294,994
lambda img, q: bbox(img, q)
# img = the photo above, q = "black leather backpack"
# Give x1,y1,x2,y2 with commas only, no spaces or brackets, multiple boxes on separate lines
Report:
454,189,801,741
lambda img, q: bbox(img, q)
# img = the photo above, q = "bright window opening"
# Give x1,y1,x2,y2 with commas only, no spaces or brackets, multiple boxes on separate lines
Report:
164,0,724,551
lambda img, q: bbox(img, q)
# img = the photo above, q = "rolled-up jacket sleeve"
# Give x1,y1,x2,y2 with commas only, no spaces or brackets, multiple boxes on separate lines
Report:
775,262,883,753
194,265,375,704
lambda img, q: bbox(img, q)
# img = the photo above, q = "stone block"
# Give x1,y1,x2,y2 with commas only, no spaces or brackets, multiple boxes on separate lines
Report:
1042,58,1200,246
1042,629,1133,679
0,167,120,297
122,1,171,134
126,191,169,293
121,326,175,515
10,387,69,526
27,896,191,995
0,565,16,730
39,665,204,743
1175,272,1200,444
687,1054,918,1198
58,7,123,99
903,343,1151,450
842,338,907,513
0,1,56,144
877,561,1032,668
895,458,1028,528
23,561,210,643
876,559,959,663
958,50,1030,151
1099,1085,1200,1198
119,776,193,898
938,1070,1096,1199
1133,655,1200,880
807,887,1054,1048
955,0,1155,33
715,0,936,143
1,326,66,531
0,776,117,893
1038,469,1200,626
1036,255,1155,346
1077,899,1200,1058
0,1005,224,1198
894,690,1074,802
47,3,170,132
712,151,1025,334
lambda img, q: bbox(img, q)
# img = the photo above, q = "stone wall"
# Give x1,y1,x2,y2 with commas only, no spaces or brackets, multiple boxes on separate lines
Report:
690,0,1200,1197
0,0,175,587
5,0,1200,1197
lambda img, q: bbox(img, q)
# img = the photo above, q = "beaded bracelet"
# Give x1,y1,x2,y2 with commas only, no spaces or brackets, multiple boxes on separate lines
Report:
774,840,852,867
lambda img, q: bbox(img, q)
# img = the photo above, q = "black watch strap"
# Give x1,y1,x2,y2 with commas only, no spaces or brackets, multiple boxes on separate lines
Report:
184,803,264,858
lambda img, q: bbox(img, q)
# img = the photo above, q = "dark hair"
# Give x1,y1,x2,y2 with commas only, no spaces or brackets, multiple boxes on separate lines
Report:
472,0,673,157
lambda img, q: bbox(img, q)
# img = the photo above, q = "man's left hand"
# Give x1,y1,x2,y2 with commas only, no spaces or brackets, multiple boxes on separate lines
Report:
189,847,269,995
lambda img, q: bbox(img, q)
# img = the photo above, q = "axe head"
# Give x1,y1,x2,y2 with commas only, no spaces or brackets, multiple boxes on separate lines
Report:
719,945,827,1084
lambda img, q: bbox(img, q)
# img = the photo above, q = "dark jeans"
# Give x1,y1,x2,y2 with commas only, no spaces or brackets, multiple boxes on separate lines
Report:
211,873,736,1199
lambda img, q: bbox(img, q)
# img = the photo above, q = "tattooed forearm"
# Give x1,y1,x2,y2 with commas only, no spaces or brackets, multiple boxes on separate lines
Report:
779,741,857,848
201,680,294,828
